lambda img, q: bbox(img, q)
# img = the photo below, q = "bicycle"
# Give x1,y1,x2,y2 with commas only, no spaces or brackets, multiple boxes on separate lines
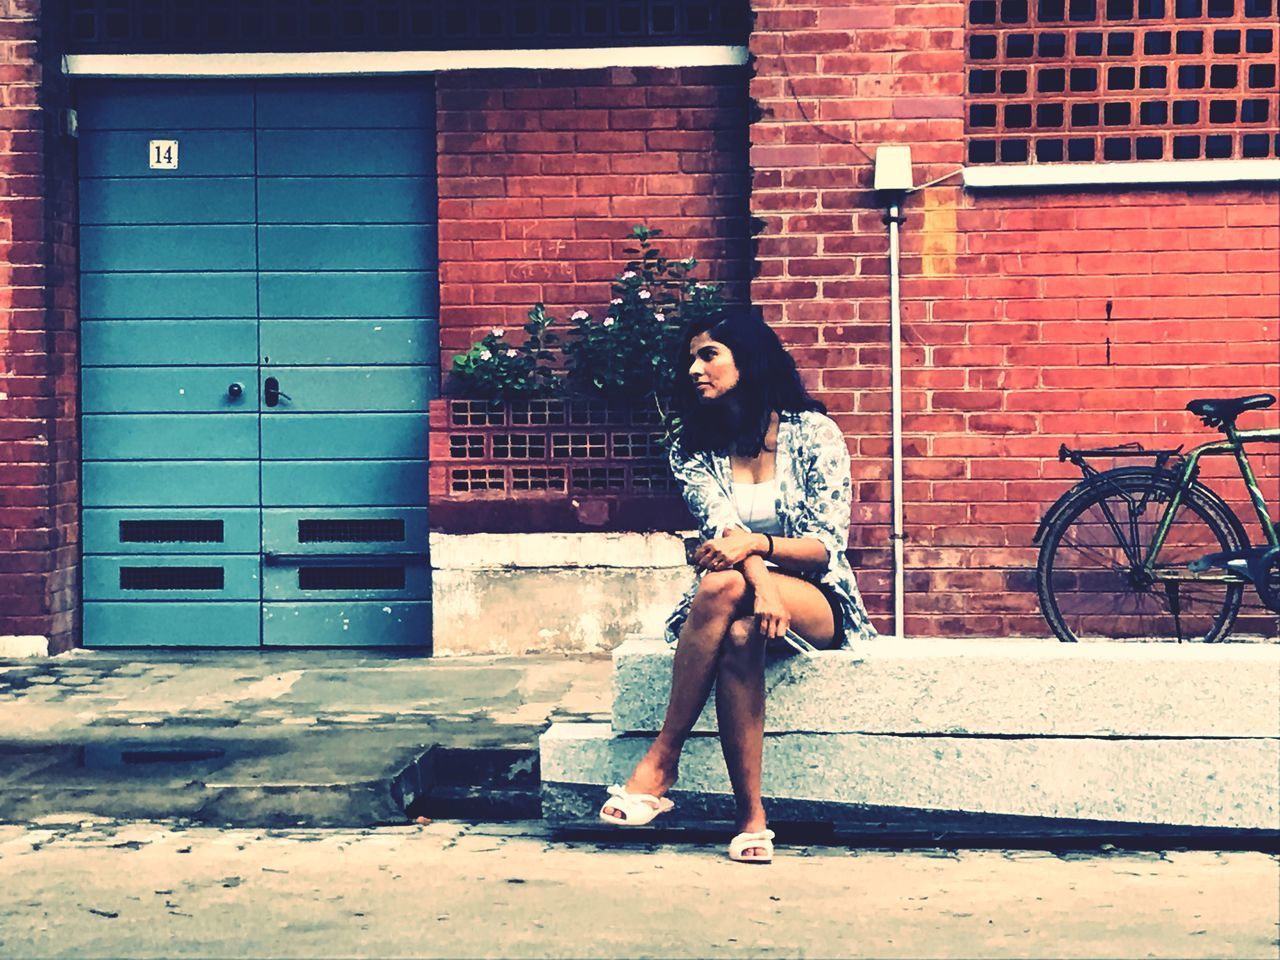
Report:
1035,393,1280,643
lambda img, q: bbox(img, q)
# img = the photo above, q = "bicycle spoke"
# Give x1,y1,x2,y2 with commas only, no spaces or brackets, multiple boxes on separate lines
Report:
1039,473,1243,642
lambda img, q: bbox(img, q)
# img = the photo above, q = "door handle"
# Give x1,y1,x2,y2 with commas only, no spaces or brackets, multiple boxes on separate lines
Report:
263,376,292,407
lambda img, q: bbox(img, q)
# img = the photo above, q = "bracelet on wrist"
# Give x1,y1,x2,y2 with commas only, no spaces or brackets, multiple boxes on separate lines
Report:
763,533,774,559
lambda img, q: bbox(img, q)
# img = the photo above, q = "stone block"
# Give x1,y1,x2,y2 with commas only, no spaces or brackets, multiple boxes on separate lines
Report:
428,532,695,656
611,638,1280,737
430,568,690,656
0,635,49,658
540,721,1280,831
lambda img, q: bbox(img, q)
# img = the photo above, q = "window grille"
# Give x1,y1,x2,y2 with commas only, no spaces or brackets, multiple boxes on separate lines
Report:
66,0,750,54
967,0,1279,162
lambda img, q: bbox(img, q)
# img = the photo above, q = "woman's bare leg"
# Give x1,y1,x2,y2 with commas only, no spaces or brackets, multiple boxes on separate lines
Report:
602,570,748,820
715,574,839,856
716,616,767,840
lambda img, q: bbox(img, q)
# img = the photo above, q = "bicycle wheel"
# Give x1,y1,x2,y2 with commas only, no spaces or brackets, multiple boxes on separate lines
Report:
1037,469,1246,642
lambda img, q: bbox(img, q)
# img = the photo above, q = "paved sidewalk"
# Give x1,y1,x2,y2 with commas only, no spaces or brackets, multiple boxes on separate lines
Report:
0,651,612,826
3,818,1278,959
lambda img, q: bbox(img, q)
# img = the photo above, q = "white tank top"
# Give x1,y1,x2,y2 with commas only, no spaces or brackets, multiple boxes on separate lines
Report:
733,478,783,536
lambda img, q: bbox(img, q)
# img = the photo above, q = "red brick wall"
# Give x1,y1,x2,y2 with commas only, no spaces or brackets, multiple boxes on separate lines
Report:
434,66,752,369
749,1,1280,637
0,0,79,652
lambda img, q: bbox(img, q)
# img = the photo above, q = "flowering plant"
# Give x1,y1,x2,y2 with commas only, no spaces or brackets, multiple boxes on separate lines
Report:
562,225,696,403
449,304,561,399
448,225,725,404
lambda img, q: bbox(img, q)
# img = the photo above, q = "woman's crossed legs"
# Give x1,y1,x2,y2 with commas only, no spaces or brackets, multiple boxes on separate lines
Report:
601,568,840,858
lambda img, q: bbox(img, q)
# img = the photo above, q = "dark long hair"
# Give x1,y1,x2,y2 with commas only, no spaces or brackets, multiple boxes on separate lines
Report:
671,309,826,457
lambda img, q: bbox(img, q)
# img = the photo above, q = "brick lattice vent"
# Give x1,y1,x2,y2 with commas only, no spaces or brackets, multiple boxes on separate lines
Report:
427,400,691,532
966,0,1280,163
430,399,673,498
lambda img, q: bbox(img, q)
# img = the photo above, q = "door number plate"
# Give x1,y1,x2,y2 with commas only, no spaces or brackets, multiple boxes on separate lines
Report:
149,139,178,170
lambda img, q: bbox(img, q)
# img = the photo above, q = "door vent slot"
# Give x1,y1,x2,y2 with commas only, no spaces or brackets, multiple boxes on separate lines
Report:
119,519,224,543
298,566,406,591
297,519,406,543
120,567,225,590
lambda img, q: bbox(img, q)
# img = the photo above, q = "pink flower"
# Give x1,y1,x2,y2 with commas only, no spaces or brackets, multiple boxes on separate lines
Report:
602,318,615,328
479,350,492,361
637,290,651,300
505,349,518,358
491,327,504,338
571,310,589,321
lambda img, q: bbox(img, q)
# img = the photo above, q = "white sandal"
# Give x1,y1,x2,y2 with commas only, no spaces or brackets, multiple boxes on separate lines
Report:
728,829,775,864
598,783,675,827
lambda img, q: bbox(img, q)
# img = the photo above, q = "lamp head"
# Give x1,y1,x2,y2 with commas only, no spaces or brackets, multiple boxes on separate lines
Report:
873,145,914,195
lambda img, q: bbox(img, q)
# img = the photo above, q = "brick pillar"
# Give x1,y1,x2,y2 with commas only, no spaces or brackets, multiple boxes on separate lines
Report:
748,1,967,629
0,0,79,653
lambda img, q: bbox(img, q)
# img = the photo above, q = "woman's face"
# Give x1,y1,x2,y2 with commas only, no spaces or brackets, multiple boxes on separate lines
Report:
688,331,740,402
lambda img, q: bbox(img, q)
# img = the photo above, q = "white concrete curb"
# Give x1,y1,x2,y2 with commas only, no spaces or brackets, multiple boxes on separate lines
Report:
611,638,1280,737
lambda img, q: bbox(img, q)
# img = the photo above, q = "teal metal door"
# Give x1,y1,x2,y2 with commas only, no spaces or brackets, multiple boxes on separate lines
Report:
79,79,436,648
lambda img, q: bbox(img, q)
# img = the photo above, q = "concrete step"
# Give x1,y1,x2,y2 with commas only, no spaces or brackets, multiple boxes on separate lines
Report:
540,721,1280,835
0,651,613,827
610,638,1280,737
0,729,428,828
401,746,542,821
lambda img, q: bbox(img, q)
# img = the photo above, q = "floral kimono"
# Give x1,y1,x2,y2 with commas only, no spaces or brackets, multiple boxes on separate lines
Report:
664,410,879,647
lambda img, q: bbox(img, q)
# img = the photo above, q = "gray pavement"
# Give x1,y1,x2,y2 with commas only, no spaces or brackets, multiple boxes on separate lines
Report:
5,652,1279,958
3,818,1278,959
0,651,612,826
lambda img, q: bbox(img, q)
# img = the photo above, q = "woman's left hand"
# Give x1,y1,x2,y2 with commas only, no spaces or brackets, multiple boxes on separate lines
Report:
752,579,790,640
694,530,762,571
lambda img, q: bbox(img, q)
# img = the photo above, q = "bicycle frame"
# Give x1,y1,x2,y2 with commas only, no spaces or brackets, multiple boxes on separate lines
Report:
1146,426,1280,577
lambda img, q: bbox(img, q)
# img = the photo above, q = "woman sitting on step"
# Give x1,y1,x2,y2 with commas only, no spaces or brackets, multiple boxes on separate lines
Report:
599,309,878,863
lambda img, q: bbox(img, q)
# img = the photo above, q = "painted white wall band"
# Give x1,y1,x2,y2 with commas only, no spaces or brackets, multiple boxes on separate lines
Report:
63,45,749,77
965,158,1280,189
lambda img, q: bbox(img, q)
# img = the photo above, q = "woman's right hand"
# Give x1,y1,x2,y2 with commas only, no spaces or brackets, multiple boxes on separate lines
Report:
752,578,790,640
694,529,763,571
